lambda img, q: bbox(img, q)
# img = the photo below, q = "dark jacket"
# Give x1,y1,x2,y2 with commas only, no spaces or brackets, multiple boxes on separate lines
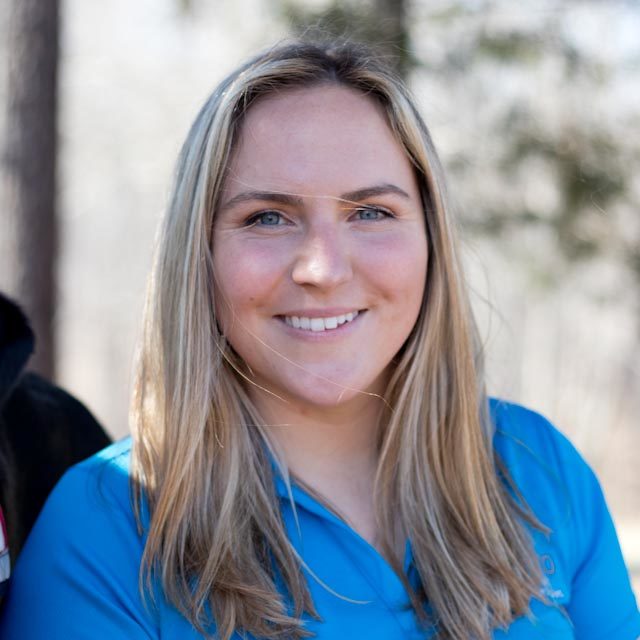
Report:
0,292,111,559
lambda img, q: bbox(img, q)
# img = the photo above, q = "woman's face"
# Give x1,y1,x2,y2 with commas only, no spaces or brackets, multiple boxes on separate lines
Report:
213,84,427,411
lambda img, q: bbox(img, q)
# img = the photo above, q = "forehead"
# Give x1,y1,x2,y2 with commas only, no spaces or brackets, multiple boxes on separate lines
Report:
223,84,417,198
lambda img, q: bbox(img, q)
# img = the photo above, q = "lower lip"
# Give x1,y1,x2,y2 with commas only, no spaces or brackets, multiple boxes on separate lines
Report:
276,311,366,339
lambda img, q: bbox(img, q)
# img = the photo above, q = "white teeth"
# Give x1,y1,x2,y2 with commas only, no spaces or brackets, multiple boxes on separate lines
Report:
324,316,338,329
283,310,360,332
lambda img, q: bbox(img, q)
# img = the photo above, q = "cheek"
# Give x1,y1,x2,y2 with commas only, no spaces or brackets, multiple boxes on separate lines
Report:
359,232,427,306
213,241,287,328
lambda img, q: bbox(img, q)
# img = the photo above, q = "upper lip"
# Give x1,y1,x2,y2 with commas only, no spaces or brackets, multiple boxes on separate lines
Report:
278,308,365,318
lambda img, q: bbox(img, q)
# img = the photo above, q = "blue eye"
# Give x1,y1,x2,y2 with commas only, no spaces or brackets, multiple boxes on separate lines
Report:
247,211,284,226
355,206,391,221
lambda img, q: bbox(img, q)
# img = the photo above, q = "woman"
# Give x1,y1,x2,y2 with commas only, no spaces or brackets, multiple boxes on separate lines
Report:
1,41,638,640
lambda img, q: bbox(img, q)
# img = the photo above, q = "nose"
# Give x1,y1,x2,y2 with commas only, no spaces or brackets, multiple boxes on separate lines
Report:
291,223,353,290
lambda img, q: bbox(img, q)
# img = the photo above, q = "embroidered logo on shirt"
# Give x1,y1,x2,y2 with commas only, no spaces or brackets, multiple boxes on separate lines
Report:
538,555,566,601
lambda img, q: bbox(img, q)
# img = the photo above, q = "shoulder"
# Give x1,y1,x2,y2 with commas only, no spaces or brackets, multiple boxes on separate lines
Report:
487,399,601,570
490,400,640,638
67,435,134,485
0,437,159,638
35,436,147,574
490,397,578,459
46,436,136,523
15,436,142,568
488,397,594,497
489,400,640,637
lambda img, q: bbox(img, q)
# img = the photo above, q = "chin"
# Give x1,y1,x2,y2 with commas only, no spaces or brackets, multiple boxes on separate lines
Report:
277,371,388,410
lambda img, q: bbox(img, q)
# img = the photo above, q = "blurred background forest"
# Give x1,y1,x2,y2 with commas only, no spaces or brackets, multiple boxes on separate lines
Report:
1,0,638,591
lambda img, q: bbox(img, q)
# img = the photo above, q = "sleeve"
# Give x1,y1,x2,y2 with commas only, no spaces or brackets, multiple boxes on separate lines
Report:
565,459,640,640
0,463,158,640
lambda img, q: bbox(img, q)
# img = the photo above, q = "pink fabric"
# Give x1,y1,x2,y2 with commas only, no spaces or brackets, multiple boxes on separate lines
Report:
0,506,10,596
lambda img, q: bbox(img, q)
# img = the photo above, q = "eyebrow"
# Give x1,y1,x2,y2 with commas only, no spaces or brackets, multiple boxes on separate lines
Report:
220,183,411,211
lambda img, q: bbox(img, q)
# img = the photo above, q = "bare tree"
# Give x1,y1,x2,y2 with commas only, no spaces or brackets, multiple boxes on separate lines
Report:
0,0,59,378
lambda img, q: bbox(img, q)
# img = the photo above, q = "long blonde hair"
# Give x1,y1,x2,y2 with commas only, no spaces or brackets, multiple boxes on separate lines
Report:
131,40,543,640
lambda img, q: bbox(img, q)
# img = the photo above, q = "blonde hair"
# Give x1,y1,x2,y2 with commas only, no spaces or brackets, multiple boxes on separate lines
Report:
131,40,543,640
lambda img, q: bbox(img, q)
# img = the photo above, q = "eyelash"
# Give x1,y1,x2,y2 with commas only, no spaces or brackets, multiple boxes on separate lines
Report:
244,205,394,227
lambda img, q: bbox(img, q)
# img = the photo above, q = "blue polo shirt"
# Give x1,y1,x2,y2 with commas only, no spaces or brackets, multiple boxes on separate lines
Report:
1,400,639,639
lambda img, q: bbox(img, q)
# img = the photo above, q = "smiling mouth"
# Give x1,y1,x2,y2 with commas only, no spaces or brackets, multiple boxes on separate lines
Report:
281,310,362,332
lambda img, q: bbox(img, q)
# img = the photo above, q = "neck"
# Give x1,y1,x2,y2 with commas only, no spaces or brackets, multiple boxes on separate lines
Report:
254,389,384,486
249,385,395,553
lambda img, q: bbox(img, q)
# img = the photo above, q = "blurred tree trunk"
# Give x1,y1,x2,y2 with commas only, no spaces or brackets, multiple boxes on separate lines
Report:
0,0,59,379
